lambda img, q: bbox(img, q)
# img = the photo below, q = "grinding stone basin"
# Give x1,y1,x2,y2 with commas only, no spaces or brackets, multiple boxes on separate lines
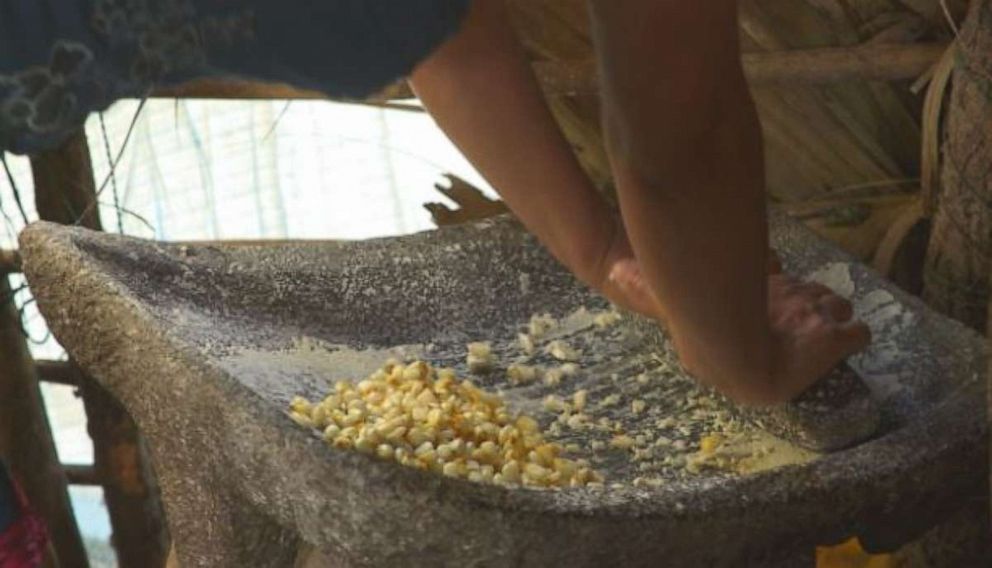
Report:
19,215,987,567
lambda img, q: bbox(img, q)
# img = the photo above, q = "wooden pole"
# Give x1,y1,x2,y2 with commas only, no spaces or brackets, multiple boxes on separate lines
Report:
0,249,20,274
63,464,100,486
923,2,992,331
0,276,89,568
36,360,80,387
30,130,172,568
534,42,950,95
740,42,949,85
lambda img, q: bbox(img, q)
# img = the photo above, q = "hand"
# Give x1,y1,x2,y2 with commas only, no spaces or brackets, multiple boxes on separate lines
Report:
602,243,870,405
604,236,784,324
591,222,667,322
673,273,870,405
762,273,871,403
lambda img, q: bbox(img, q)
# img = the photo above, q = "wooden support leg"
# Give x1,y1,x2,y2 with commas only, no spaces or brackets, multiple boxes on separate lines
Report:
0,276,89,568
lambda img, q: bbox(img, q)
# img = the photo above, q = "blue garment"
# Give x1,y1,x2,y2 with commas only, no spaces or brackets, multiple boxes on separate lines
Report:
0,0,471,154
0,464,16,532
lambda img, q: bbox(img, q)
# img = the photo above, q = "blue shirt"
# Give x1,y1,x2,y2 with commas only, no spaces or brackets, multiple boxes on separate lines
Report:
0,0,471,154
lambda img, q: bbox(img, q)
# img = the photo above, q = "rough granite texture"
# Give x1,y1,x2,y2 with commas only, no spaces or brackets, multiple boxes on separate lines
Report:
18,214,988,567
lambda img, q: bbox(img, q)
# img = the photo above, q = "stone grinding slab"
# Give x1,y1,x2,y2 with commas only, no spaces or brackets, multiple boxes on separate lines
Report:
18,213,987,567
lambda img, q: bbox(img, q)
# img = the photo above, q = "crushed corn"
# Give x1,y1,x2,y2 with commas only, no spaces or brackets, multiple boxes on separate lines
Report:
507,364,540,386
610,435,636,450
599,394,621,408
528,313,557,338
572,390,589,412
542,395,566,413
543,368,565,387
289,360,602,489
518,333,536,356
593,311,622,328
699,435,724,455
466,342,495,373
546,340,581,362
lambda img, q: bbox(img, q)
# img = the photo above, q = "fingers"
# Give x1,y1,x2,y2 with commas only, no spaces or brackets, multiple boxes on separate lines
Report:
607,260,666,321
832,320,872,357
817,294,854,322
767,249,783,274
607,258,642,289
803,281,836,299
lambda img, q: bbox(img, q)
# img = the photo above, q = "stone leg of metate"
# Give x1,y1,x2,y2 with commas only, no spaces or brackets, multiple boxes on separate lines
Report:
163,468,300,568
891,497,991,568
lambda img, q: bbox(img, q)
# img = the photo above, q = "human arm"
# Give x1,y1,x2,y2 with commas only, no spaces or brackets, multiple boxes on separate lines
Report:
408,0,660,318
587,0,869,404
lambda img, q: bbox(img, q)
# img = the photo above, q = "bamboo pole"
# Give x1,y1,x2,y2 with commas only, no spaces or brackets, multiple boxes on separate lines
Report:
0,276,89,568
149,42,948,102
30,130,172,568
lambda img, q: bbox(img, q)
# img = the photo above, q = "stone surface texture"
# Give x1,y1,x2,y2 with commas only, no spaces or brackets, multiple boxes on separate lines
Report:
18,214,987,567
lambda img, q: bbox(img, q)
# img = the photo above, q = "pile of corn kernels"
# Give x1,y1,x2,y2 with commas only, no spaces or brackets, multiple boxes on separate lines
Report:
288,359,603,489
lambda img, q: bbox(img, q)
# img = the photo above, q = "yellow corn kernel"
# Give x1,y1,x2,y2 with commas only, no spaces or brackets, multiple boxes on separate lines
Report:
403,361,429,382
610,435,636,450
406,426,433,447
546,340,580,362
524,463,550,481
533,444,558,466
516,416,539,435
466,342,494,373
518,333,535,356
542,395,565,413
290,396,313,414
566,414,587,431
528,313,556,338
290,412,315,429
543,368,564,387
593,311,621,328
341,409,364,426
500,461,522,484
699,435,724,455
376,444,395,460
442,462,463,478
354,437,376,454
383,427,407,444
323,424,341,442
507,364,539,386
572,390,589,412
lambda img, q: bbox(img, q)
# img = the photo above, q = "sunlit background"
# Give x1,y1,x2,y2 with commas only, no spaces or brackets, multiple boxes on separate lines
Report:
0,98,493,567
